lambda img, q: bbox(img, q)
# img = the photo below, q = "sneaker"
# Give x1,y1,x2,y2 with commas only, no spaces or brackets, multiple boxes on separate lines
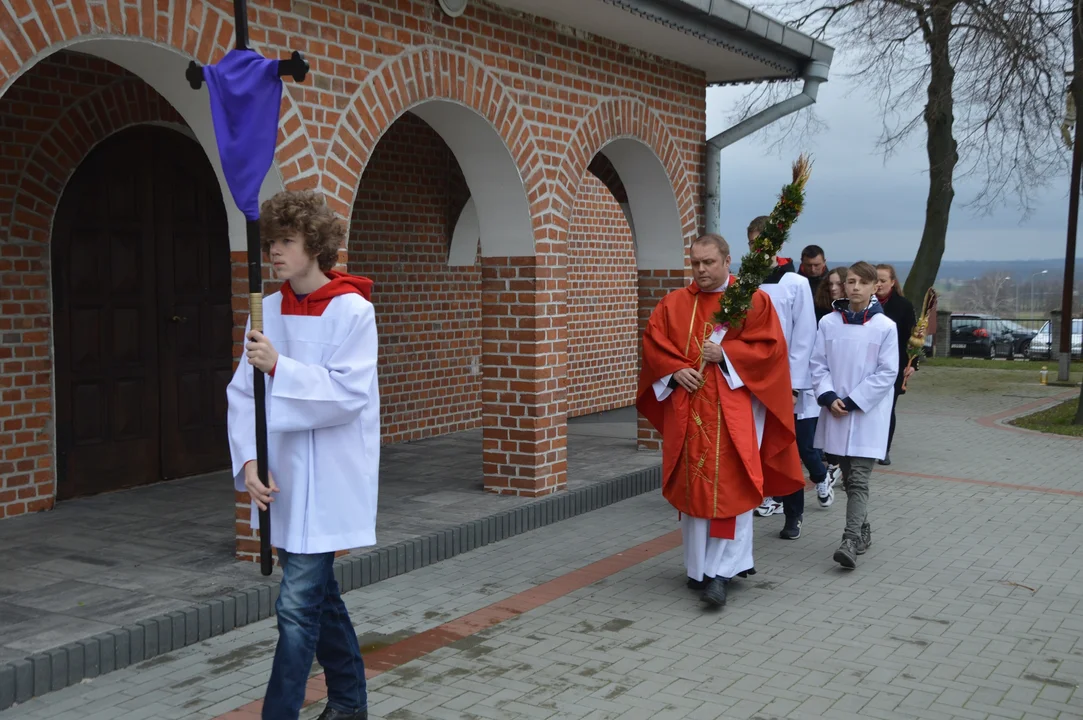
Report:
858,523,871,555
815,480,835,508
833,538,858,569
878,453,891,466
827,464,843,487
754,498,784,517
779,516,802,540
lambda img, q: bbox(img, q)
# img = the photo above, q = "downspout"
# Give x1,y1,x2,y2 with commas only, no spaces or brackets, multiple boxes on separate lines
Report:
705,60,831,235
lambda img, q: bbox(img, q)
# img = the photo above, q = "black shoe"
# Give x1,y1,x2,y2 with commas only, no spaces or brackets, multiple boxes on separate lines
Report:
736,567,757,578
686,576,711,591
833,538,858,569
858,523,871,555
317,707,368,720
779,515,802,540
700,577,728,607
878,453,891,466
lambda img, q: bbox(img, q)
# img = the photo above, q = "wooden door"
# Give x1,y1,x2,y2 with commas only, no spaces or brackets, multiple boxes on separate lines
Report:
52,126,231,500
155,135,233,479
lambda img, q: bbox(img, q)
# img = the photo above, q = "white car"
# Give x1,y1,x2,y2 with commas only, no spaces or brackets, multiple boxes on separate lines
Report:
1027,318,1083,360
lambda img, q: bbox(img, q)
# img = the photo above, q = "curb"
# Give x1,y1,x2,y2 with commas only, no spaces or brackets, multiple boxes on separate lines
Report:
0,464,661,711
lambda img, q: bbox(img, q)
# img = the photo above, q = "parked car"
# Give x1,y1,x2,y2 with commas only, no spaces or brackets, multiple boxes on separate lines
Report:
1026,318,1083,360
995,319,1039,357
949,314,1019,359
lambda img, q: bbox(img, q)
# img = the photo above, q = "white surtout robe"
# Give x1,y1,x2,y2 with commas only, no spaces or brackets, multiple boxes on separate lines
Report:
651,283,767,581
758,272,818,420
226,293,380,554
810,311,898,461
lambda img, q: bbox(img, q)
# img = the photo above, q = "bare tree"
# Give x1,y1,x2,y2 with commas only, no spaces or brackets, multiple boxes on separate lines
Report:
961,271,1015,314
738,0,1072,305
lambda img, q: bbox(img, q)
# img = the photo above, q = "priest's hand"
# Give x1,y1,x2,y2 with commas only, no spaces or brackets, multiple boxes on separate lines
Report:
246,330,279,374
701,341,723,364
673,368,704,393
829,398,849,418
244,461,279,511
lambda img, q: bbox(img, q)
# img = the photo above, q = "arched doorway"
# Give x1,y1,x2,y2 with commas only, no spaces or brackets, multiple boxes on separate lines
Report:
51,125,233,500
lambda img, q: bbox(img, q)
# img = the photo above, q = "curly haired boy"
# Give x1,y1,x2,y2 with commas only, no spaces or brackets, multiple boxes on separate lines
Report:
227,190,377,720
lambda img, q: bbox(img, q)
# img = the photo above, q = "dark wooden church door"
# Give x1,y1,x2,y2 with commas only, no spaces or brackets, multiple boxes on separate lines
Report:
52,126,233,500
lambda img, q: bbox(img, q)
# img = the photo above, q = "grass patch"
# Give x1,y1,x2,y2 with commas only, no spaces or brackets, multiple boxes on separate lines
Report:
1009,397,1083,437
923,357,1083,373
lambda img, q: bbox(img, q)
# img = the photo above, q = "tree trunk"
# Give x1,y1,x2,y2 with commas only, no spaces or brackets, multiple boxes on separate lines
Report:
1073,0,1083,425
903,2,958,303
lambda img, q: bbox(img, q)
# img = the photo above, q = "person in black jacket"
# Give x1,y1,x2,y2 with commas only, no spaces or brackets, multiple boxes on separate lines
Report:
800,244,829,298
875,264,916,466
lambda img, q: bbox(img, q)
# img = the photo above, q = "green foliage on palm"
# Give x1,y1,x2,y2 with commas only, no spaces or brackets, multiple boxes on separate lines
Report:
712,155,812,330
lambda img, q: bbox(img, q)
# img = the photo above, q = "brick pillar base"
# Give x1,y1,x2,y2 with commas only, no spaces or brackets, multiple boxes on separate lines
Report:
481,256,567,496
636,269,687,451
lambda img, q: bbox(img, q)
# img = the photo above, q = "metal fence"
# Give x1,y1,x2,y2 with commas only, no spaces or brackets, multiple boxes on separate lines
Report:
929,314,1082,361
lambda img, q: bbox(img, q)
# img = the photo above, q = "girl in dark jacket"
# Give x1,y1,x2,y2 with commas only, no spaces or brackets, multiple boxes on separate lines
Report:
875,264,916,465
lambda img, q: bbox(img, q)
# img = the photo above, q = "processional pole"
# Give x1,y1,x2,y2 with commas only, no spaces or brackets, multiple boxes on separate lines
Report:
185,0,309,575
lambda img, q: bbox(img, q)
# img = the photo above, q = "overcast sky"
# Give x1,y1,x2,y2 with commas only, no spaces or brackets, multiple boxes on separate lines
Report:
705,60,1083,263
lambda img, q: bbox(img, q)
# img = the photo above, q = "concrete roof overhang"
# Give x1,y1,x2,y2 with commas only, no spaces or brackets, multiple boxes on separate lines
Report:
487,0,834,85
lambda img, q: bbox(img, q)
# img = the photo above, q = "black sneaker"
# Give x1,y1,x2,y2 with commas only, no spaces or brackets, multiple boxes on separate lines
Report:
858,523,871,554
779,515,802,540
878,453,891,466
833,538,858,569
700,577,728,607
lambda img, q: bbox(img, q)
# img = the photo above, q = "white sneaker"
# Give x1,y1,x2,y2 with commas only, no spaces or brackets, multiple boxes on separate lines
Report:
816,480,835,508
754,498,784,517
827,464,843,487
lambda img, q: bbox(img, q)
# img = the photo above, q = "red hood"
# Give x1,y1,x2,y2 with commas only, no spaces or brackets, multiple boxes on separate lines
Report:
281,271,374,317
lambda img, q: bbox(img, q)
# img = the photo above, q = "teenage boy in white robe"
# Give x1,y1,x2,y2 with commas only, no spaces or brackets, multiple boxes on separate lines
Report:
227,190,378,720
810,261,898,569
746,216,831,541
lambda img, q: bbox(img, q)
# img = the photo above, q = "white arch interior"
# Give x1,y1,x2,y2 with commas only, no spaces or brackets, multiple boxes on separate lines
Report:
598,139,684,271
54,38,285,251
409,101,533,259
449,197,480,267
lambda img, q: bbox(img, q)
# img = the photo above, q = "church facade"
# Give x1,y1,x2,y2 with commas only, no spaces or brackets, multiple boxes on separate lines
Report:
0,0,832,558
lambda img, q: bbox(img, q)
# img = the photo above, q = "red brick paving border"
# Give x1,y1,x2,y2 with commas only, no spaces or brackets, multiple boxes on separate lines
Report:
214,530,683,718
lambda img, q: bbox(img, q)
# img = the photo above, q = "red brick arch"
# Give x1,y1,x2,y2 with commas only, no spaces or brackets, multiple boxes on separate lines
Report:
323,46,548,228
0,0,316,195
8,78,187,240
553,98,699,249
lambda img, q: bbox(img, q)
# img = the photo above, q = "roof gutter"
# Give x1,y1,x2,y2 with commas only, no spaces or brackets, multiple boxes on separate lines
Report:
704,59,831,235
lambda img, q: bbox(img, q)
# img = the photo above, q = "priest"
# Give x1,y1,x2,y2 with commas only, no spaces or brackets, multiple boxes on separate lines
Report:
636,234,805,608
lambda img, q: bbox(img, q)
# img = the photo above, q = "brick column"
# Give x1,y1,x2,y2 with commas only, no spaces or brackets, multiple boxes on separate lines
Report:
934,309,952,358
481,256,567,496
635,269,687,451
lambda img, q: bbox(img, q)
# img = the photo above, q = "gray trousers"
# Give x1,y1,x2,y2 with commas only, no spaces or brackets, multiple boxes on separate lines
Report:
840,457,875,542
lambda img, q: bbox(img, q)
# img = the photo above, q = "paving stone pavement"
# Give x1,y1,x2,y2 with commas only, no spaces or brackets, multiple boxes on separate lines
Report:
2,367,1081,719
0,408,657,662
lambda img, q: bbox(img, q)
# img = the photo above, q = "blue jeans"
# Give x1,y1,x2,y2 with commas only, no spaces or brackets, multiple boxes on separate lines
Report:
782,416,827,519
263,550,367,720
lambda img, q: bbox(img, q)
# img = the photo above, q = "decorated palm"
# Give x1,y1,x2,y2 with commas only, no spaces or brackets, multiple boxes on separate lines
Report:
712,154,813,330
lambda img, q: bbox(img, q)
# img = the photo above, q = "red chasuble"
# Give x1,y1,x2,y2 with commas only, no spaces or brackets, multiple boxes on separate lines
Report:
636,281,804,536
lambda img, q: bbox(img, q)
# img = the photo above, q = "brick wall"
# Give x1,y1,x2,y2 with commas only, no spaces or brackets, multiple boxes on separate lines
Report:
348,114,480,444
0,52,182,519
567,173,637,417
